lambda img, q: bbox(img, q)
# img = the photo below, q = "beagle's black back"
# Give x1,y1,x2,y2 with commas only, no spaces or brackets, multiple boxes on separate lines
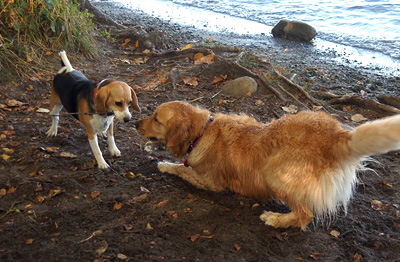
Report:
53,70,97,119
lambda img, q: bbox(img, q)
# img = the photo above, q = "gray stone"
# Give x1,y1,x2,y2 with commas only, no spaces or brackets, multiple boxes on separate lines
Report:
221,76,258,97
271,20,317,42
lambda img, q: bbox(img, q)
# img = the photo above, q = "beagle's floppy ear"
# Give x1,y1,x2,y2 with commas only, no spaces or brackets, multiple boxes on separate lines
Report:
165,119,191,158
95,86,110,114
130,88,141,113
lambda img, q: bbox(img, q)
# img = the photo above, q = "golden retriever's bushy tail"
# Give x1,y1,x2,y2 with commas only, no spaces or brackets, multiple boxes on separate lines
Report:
350,114,400,159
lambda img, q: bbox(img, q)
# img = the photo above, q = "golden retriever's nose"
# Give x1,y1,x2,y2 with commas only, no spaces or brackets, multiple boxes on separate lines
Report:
124,117,131,123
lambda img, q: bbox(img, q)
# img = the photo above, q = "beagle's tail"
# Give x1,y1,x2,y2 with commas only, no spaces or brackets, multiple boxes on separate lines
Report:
59,50,73,72
350,114,400,159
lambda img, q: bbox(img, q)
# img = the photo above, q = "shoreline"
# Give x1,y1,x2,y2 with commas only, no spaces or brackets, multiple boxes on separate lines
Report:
93,1,400,98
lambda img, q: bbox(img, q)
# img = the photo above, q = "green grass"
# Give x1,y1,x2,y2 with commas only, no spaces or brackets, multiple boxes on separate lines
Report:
0,0,98,82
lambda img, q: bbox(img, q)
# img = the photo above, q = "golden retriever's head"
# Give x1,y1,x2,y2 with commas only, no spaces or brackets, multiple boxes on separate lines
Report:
135,101,210,158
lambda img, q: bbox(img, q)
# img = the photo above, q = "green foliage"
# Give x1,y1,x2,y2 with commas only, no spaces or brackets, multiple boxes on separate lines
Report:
0,0,97,81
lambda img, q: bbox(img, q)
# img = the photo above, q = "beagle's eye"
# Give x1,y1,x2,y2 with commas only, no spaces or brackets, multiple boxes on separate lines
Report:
115,102,123,107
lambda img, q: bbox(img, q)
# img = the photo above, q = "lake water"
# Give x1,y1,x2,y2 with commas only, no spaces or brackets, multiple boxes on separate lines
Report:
108,0,400,76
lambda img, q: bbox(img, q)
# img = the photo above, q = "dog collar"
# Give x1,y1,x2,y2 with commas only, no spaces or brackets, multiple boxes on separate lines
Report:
184,115,214,167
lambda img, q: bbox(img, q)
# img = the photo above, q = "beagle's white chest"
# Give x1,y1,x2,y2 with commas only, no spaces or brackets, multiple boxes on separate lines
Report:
90,114,114,134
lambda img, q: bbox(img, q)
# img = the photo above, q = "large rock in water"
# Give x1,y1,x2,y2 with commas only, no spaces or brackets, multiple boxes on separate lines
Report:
221,76,258,97
271,20,317,42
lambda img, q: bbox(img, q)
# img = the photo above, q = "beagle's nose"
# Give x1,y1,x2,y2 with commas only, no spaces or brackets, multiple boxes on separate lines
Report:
124,117,131,123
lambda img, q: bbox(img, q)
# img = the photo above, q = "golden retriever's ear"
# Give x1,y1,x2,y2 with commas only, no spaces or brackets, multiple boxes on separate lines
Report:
130,87,141,113
95,86,109,113
165,120,190,158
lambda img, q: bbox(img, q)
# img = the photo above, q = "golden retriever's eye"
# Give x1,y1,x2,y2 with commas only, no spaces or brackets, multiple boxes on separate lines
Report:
115,102,123,107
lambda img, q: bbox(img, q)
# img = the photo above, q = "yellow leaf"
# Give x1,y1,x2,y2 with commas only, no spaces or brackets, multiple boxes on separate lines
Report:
218,100,227,105
26,239,34,244
182,44,194,50
117,254,128,260
330,230,340,238
135,40,139,48
114,202,123,210
0,188,6,196
208,38,213,42
124,38,131,45
2,154,10,161
2,148,14,154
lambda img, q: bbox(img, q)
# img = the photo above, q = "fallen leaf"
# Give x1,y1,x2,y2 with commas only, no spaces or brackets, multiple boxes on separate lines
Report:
36,108,49,113
59,152,77,158
2,154,10,161
0,188,6,197
135,40,139,48
182,44,193,50
157,200,168,207
37,195,45,203
251,203,260,209
208,38,213,42
182,77,198,86
371,200,388,211
212,75,227,84
2,148,14,154
353,252,361,261
26,239,34,244
140,186,150,193
330,230,340,238
172,213,178,219
117,253,128,260
282,105,298,114
146,223,153,230
234,243,241,251
48,189,63,198
313,105,323,111
378,180,393,188
351,114,367,123
218,99,227,105
194,53,214,64
95,240,108,256
5,99,27,107
130,193,147,202
114,202,124,210
45,147,59,153
91,191,100,198
190,234,200,242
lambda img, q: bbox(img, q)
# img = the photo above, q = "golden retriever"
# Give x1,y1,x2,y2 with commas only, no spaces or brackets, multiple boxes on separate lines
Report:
135,101,400,229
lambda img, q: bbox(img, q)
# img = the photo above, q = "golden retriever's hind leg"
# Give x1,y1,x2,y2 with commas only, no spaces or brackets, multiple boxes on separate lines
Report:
260,209,313,230
158,162,223,191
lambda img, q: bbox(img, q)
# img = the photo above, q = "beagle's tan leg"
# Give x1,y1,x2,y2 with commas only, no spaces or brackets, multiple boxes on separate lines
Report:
47,87,63,137
158,162,224,191
106,121,121,157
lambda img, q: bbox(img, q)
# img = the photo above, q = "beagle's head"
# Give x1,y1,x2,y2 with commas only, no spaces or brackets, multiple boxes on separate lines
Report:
95,81,140,122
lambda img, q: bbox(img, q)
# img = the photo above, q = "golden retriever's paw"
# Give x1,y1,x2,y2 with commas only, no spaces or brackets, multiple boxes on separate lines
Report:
259,211,281,228
157,162,171,173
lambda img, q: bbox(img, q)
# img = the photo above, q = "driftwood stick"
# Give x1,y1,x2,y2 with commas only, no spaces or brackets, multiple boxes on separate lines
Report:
329,95,400,115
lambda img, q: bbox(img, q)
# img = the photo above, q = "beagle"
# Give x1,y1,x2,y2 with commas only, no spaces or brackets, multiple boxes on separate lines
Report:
47,51,140,169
